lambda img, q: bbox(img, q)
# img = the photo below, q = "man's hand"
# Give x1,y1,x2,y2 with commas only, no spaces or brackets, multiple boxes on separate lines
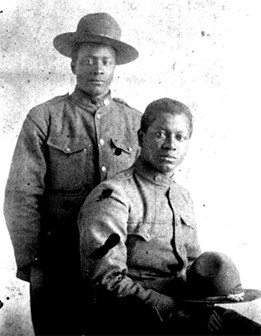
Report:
207,308,224,333
30,262,44,298
169,302,224,334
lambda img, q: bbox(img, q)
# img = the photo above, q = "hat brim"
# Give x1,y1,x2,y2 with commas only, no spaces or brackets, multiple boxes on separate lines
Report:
53,32,139,65
181,289,261,304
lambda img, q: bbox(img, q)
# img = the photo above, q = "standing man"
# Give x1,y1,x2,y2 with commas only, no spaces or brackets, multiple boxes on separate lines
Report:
4,12,141,335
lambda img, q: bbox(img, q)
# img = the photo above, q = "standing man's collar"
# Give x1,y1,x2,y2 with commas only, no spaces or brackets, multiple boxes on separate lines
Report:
71,86,112,109
134,156,175,187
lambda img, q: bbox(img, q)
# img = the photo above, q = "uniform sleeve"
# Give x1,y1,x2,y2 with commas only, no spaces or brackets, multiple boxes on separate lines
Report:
4,108,48,281
78,181,176,319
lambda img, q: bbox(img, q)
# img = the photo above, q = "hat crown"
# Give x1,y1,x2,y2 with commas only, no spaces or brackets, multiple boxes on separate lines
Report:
187,252,242,298
76,12,122,40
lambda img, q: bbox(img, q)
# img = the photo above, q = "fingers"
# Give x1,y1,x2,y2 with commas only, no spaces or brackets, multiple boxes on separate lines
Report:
208,309,223,333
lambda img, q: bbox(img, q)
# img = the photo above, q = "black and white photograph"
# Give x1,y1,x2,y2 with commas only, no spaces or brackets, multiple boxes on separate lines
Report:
0,1,261,335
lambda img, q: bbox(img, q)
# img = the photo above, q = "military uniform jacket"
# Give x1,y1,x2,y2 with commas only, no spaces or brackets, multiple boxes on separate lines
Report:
4,87,141,281
78,157,201,319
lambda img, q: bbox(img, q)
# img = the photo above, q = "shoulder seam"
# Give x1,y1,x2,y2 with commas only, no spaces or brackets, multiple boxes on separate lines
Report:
115,167,134,181
33,93,69,109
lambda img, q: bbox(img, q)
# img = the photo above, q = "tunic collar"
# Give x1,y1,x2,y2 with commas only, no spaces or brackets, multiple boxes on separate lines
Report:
71,86,113,110
134,156,175,188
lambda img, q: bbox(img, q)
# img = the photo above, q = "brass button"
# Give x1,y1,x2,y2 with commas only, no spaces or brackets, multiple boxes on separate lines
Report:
154,175,162,183
104,99,110,106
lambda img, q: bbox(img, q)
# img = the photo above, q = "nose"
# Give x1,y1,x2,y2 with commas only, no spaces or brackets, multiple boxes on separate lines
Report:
91,60,104,75
163,134,177,150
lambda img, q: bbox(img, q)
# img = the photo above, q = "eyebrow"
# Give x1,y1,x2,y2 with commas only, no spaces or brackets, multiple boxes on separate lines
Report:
152,126,189,135
152,125,186,131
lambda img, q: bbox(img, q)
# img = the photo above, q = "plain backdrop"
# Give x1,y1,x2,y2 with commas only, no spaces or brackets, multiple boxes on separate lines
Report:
0,0,261,334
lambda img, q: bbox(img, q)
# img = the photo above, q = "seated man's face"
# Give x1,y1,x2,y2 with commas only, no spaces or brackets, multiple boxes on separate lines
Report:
139,112,191,176
71,42,116,97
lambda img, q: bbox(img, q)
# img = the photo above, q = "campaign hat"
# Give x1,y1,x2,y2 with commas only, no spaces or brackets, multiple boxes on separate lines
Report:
53,12,139,65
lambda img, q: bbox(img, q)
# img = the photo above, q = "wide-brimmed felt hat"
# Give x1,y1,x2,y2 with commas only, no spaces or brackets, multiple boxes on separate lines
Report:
53,12,139,65
181,251,261,304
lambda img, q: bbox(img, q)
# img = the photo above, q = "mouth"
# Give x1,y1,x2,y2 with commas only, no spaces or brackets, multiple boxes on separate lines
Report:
160,155,177,162
89,79,104,84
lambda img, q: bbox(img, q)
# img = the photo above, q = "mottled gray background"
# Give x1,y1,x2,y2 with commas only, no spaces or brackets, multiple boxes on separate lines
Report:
0,0,261,335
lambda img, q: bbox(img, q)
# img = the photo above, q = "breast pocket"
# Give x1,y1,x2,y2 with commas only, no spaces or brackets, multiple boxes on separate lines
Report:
175,211,196,254
46,139,96,192
111,137,139,174
179,212,195,232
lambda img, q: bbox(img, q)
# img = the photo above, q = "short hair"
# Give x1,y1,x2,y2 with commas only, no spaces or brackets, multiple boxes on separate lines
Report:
140,98,193,137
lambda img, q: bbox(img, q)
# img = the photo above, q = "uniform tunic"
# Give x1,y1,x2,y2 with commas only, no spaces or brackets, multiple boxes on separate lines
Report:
4,86,141,282
78,157,201,321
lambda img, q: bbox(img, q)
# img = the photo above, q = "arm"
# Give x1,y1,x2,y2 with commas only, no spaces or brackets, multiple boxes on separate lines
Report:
4,108,48,281
78,181,176,319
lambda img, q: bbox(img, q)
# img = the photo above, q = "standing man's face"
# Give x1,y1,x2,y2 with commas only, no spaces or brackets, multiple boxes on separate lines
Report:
71,42,116,97
138,113,191,176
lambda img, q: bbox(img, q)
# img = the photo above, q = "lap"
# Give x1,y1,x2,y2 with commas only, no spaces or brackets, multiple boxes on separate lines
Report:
88,297,261,336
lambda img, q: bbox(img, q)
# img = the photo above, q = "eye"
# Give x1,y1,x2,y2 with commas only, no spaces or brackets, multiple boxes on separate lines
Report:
155,131,166,139
175,133,187,142
103,58,114,66
81,58,93,66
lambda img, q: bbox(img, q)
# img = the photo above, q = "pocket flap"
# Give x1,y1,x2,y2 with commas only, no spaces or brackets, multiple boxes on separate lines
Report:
180,212,195,229
111,137,137,154
47,138,90,154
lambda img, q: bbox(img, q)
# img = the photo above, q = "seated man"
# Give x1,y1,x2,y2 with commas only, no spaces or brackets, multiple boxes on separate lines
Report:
78,98,261,335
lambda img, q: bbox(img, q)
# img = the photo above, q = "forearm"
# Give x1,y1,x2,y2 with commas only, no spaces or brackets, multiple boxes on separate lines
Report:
4,113,47,280
99,270,176,319
4,187,43,271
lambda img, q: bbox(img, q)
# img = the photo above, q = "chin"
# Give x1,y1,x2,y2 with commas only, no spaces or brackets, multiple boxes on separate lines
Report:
164,166,177,175
158,167,175,176
79,84,106,97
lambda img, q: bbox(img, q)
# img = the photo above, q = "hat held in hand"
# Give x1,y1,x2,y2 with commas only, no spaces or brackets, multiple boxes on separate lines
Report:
53,12,139,65
183,251,261,304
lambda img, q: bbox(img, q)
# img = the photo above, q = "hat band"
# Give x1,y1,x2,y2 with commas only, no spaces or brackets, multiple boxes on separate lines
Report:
188,291,245,302
75,32,120,42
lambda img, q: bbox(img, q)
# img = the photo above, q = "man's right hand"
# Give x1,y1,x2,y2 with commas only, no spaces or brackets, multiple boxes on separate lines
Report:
207,308,224,333
30,262,44,296
169,302,223,334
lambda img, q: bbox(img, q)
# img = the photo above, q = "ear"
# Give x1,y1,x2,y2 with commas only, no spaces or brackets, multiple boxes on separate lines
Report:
71,61,76,75
137,129,144,147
